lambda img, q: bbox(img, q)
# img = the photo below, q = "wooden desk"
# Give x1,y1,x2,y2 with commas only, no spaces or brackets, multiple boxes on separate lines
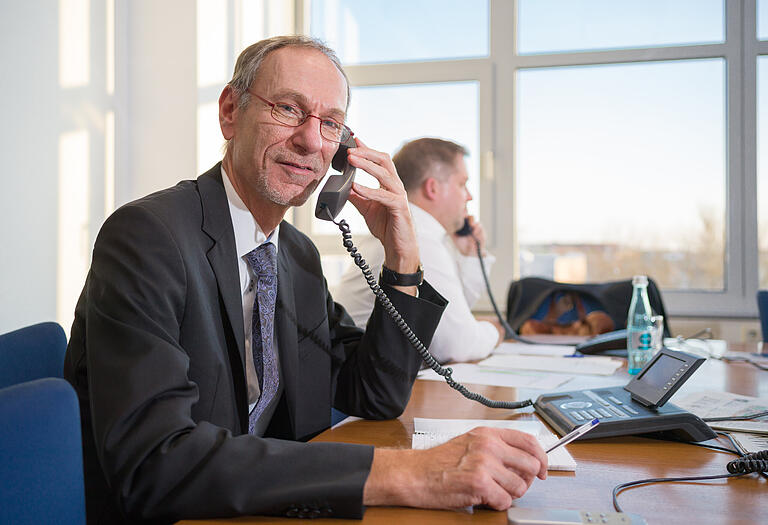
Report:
180,352,766,525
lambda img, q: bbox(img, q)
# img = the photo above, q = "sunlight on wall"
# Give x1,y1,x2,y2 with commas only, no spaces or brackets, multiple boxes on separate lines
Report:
57,130,91,331
105,111,115,216
198,101,224,172
59,0,90,88
198,0,229,86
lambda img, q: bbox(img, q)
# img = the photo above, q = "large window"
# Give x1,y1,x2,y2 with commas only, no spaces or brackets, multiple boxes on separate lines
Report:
517,59,726,290
190,0,766,318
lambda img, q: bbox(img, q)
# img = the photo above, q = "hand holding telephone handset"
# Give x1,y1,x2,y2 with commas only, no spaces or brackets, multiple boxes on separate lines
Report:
315,139,531,410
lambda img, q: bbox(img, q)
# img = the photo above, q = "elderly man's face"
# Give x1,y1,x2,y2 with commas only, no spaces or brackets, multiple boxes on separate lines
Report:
225,46,348,207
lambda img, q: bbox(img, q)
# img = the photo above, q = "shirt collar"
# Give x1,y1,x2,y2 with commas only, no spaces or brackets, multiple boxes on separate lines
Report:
221,164,280,257
409,202,449,237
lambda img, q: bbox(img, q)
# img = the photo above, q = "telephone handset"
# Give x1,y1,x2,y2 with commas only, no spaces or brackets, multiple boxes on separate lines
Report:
455,217,472,237
315,136,357,222
317,138,531,411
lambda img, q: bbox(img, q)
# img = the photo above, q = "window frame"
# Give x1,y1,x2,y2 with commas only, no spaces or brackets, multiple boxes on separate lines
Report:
293,0,761,317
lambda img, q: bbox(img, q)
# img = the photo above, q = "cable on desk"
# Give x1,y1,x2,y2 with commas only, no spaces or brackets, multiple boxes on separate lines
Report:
719,354,768,371
702,409,768,422
612,432,768,513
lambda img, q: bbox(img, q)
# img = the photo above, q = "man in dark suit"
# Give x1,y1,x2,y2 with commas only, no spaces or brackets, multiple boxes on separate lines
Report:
64,35,547,524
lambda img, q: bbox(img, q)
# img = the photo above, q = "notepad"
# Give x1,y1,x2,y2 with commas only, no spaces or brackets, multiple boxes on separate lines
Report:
411,418,577,471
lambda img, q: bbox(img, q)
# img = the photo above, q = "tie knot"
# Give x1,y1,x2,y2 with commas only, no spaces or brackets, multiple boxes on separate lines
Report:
245,242,277,277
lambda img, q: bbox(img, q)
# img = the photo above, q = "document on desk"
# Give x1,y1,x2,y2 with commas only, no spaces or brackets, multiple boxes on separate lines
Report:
411,418,577,471
674,391,768,435
478,354,623,376
494,341,577,357
417,362,572,390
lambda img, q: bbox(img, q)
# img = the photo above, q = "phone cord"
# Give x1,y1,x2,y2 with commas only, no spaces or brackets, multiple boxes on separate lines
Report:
726,449,768,474
335,219,532,410
471,236,573,346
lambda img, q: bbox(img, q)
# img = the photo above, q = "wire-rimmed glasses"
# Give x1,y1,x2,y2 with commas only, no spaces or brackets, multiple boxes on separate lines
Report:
250,92,353,144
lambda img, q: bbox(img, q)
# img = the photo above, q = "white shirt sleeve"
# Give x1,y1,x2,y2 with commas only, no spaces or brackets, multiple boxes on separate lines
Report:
456,252,496,307
421,236,499,364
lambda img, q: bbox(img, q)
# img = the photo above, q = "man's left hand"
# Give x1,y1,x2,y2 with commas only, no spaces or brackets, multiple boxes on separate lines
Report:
452,216,486,257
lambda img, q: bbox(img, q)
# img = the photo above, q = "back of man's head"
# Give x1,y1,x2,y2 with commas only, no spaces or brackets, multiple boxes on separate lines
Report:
393,138,468,194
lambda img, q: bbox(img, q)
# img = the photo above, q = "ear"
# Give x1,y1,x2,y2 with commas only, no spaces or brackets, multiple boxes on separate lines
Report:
422,177,440,201
219,85,237,140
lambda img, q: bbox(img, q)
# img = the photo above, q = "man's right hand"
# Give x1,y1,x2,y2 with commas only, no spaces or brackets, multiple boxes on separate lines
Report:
363,427,547,510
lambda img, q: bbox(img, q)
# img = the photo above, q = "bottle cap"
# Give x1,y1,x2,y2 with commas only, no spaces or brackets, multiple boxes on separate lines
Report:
632,275,648,286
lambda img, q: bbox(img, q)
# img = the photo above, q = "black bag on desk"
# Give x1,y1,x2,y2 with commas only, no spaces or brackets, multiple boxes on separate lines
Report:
506,277,671,337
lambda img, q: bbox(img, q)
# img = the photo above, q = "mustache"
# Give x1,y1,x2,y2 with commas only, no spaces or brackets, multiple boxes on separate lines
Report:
274,155,323,173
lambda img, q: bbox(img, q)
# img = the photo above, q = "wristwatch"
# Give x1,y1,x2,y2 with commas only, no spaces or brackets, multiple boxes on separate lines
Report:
380,264,424,287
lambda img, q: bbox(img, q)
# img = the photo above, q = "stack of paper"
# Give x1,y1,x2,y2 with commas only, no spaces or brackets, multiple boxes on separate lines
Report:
411,418,577,471
478,354,623,376
417,363,571,389
674,391,768,435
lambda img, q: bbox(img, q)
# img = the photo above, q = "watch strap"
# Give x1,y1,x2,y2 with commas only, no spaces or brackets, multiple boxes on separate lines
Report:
380,264,424,287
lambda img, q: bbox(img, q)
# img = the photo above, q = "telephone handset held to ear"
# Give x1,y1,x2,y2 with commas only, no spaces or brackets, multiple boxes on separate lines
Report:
455,218,472,236
315,136,357,222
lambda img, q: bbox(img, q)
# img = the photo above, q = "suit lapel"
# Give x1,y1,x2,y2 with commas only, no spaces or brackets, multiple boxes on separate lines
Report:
198,165,246,369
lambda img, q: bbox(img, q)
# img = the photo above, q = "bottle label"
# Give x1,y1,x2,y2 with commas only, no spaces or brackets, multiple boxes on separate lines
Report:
629,330,652,351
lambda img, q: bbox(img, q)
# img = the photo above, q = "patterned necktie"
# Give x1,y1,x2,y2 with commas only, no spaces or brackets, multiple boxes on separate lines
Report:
244,242,278,433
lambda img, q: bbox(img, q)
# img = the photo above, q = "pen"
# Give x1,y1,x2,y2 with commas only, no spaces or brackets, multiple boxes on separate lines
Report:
546,418,600,453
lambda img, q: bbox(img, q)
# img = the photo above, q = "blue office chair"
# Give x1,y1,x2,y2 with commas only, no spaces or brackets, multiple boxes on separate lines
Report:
0,321,67,389
757,290,768,342
0,378,86,525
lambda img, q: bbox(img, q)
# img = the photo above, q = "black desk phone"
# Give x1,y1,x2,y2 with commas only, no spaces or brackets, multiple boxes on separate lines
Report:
535,347,716,442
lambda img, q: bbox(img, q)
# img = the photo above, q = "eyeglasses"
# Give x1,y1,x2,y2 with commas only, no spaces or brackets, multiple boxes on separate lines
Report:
249,92,354,144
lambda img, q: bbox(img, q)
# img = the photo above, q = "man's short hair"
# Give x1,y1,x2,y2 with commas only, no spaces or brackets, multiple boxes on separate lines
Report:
393,138,468,193
228,35,350,110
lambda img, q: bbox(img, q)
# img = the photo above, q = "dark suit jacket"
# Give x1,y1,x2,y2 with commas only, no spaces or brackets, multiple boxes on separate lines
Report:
64,164,446,524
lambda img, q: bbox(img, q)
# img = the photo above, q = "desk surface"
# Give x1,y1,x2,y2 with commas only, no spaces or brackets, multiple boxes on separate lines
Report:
180,351,766,525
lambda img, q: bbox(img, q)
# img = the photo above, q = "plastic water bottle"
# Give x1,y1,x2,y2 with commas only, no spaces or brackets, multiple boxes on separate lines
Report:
626,275,653,375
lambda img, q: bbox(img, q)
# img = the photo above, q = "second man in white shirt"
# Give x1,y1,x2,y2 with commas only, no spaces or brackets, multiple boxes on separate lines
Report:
333,137,506,363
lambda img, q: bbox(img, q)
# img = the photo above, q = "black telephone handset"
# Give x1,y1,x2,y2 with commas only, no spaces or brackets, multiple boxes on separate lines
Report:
315,136,357,221
455,217,472,236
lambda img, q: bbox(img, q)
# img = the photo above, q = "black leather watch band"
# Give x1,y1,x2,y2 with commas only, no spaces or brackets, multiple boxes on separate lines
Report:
380,264,424,286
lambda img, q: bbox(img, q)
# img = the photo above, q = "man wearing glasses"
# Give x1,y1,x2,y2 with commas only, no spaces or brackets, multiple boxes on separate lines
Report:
64,36,547,524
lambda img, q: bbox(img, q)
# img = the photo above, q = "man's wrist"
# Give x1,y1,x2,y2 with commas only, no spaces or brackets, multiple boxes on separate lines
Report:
380,264,424,287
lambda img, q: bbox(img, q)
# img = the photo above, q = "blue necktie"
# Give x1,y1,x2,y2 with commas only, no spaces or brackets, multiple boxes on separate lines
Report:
244,242,278,433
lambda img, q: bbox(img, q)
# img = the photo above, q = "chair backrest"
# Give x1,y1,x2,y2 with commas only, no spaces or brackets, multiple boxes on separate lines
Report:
506,277,671,336
757,290,768,342
0,378,86,525
0,321,67,389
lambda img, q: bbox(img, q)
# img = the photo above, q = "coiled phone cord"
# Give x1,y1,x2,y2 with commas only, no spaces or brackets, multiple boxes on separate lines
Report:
335,218,532,410
612,432,768,513
726,449,768,474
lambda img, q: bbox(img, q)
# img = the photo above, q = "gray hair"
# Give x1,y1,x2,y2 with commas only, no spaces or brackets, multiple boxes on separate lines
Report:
228,35,350,111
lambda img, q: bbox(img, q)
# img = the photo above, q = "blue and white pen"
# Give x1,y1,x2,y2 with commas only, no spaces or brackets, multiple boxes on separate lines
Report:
546,419,600,453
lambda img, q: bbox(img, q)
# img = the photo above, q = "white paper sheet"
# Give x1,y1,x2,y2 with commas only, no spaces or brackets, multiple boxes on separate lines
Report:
417,363,572,390
494,341,576,357
411,418,577,471
730,432,768,453
478,354,623,376
674,391,768,435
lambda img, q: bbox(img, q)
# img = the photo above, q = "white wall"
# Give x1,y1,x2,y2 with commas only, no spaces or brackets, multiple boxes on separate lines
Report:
0,1,198,334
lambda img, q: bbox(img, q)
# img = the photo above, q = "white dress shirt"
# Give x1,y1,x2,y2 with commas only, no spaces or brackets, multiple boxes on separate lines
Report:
221,167,283,423
332,204,499,363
